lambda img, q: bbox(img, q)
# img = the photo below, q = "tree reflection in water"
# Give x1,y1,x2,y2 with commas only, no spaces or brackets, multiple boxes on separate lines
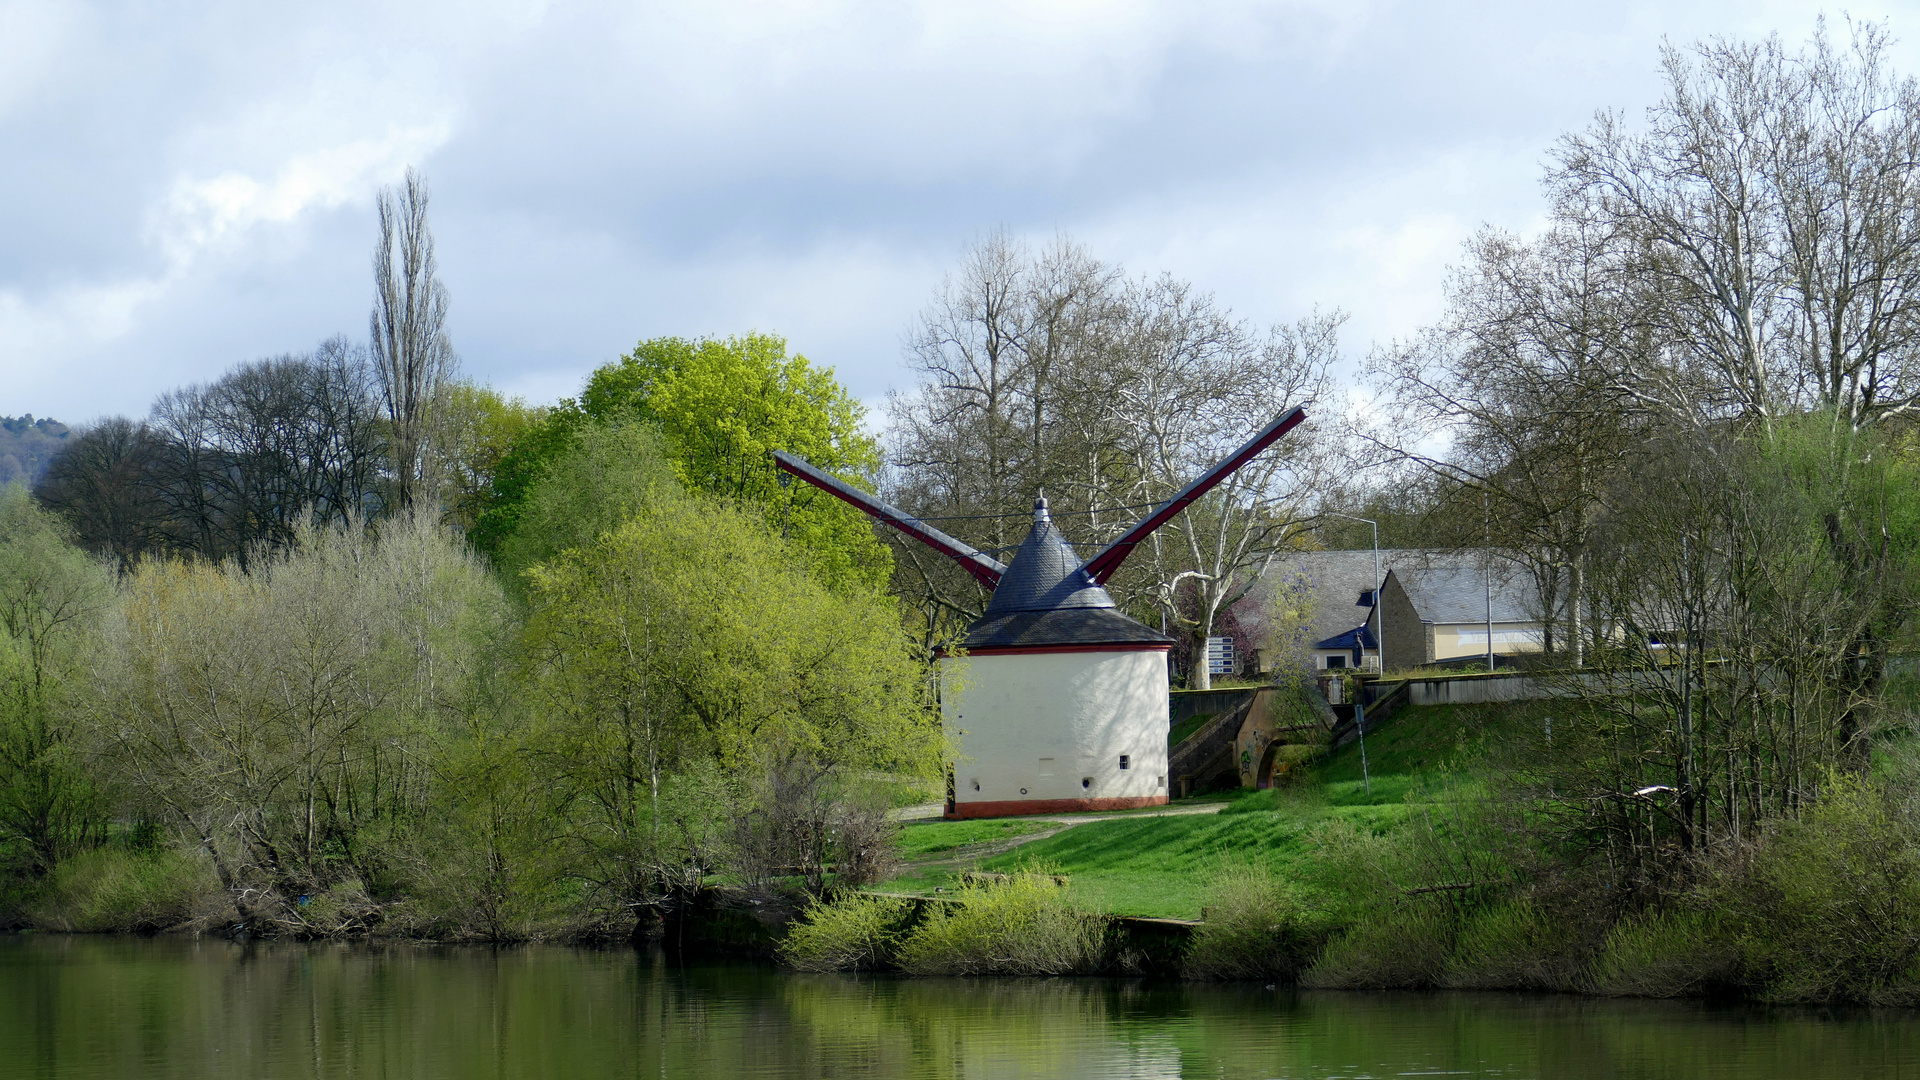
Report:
0,936,1915,1079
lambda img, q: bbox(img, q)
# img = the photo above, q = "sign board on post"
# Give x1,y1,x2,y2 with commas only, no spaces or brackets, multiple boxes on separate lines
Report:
1206,636,1236,675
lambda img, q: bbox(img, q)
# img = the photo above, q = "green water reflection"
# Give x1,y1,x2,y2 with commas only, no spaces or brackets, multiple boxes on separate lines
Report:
1,935,1917,1079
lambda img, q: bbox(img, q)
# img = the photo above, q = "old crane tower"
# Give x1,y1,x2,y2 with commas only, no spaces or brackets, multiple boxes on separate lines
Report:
774,406,1305,818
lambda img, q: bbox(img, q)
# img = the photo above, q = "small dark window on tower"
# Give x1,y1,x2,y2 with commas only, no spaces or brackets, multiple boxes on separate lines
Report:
1119,755,1130,770
1081,777,1092,790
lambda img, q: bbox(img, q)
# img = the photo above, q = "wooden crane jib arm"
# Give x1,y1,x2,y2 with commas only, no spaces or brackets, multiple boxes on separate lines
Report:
770,451,1006,588
1075,405,1307,585
772,404,1305,592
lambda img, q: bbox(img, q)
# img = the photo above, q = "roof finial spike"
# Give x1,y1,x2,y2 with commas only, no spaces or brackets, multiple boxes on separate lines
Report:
1034,492,1050,523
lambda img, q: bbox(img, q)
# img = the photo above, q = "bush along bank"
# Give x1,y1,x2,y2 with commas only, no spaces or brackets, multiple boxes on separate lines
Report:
777,783,1920,1000
783,695,1920,1003
777,869,1214,977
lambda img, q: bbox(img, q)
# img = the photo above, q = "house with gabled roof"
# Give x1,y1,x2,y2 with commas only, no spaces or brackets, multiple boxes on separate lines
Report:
1254,549,1546,673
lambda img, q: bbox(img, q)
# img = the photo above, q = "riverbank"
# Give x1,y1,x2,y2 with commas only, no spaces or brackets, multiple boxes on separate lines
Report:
20,695,1920,1006
782,698,1920,1005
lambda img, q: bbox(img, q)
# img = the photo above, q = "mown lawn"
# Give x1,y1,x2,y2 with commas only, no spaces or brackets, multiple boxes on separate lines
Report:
873,701,1520,919
895,818,1051,858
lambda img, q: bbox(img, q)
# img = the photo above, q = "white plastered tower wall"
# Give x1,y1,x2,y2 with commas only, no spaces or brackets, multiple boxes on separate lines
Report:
942,648,1171,817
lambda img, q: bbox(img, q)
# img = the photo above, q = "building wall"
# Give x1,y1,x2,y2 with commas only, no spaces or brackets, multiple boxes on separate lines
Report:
1375,572,1426,671
1431,621,1544,661
941,647,1171,818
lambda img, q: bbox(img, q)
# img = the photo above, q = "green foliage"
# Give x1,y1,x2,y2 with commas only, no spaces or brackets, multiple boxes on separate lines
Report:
1183,858,1324,981
1302,905,1455,989
402,728,566,942
469,403,586,558
525,489,939,777
1590,910,1740,998
0,484,111,875
436,382,550,536
895,870,1108,975
93,511,513,919
778,892,914,972
494,422,679,584
1726,774,1920,1004
478,333,891,593
31,846,214,933
1443,901,1584,991
522,493,936,919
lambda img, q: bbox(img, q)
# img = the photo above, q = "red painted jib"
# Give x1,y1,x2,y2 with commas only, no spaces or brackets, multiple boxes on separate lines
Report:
946,795,1168,819
771,451,1006,588
937,642,1172,658
1078,406,1307,585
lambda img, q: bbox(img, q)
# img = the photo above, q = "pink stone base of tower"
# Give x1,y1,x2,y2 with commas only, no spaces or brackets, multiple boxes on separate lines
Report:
944,795,1168,819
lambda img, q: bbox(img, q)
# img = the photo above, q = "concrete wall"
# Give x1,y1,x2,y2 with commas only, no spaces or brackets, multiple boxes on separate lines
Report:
1405,670,1554,705
1169,688,1259,727
942,647,1171,818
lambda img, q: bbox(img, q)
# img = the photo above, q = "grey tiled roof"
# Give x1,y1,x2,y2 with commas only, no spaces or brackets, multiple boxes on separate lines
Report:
980,497,1116,615
962,607,1173,650
1400,562,1534,624
1263,549,1539,641
961,496,1172,650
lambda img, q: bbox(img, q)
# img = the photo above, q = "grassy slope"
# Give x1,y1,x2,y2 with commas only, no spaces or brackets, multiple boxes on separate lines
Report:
877,702,1517,919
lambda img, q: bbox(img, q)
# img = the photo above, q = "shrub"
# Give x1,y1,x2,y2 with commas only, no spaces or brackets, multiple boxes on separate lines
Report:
1184,859,1323,981
778,893,913,972
1727,775,1920,1004
32,846,216,933
1301,904,1454,988
895,871,1107,976
1442,900,1583,991
1590,910,1741,997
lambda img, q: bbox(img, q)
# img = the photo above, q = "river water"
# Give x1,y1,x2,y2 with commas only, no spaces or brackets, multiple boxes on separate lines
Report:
2,935,1918,1079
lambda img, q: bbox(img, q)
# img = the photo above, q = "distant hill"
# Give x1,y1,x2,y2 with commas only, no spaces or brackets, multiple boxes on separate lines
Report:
0,415,71,488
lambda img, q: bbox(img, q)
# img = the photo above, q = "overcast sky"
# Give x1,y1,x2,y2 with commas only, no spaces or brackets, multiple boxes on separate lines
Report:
1,0,1904,432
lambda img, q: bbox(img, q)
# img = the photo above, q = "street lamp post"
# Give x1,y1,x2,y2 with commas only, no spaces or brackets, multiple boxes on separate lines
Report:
1329,513,1381,673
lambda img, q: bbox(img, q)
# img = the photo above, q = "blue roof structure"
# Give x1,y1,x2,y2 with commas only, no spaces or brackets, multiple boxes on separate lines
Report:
1313,624,1377,651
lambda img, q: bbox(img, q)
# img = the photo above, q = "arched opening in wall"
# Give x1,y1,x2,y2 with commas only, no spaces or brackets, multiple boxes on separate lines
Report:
1256,742,1282,790
1257,741,1315,789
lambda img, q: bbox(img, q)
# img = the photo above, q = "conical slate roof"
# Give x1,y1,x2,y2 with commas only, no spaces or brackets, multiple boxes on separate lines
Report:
960,496,1174,651
981,496,1116,615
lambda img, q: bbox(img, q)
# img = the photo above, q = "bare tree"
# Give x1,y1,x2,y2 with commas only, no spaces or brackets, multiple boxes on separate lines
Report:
1553,21,1920,432
370,168,457,511
1370,224,1646,664
888,234,1340,687
887,233,1128,641
32,418,169,573
1118,296,1340,688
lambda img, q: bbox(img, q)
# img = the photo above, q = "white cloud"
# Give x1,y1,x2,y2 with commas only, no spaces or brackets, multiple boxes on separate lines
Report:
154,123,452,267
10,0,1920,427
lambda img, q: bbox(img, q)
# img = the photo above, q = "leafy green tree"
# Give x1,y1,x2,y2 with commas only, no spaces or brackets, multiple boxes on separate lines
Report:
92,512,509,926
522,486,939,917
0,485,112,875
476,333,890,593
433,381,549,536
493,422,678,586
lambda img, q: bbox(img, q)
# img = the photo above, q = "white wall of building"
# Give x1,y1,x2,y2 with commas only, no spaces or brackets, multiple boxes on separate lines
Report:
1432,621,1544,661
941,648,1169,811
